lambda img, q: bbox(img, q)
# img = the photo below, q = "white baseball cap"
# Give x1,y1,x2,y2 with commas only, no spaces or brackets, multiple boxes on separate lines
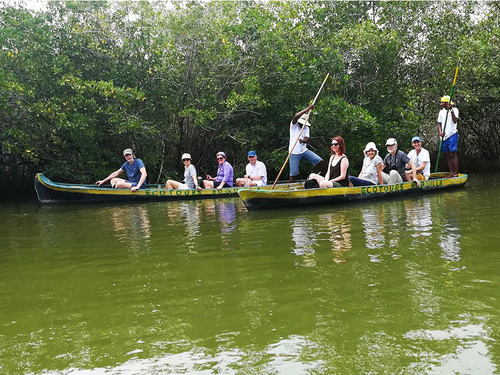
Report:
385,138,397,146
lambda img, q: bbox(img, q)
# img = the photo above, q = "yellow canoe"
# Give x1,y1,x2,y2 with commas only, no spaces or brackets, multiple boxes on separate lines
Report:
238,173,468,211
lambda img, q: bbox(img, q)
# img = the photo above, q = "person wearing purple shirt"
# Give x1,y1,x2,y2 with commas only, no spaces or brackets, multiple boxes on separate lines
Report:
203,151,234,190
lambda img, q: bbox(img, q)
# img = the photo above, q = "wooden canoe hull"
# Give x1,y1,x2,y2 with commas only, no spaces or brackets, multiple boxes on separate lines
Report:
238,173,468,211
34,173,297,204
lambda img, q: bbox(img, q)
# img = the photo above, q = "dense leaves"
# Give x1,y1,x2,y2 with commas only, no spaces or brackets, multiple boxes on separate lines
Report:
0,1,498,197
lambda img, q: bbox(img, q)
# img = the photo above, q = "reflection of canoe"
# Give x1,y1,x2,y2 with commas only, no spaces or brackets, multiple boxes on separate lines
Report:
238,172,468,211
34,173,298,204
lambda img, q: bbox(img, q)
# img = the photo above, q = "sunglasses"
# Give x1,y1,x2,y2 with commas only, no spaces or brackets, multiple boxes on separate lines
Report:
386,144,396,147
216,157,224,160
182,159,190,162
331,142,339,146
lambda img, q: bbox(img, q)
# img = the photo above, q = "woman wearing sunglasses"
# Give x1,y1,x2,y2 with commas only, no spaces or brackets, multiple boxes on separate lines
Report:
308,136,349,188
165,153,202,191
203,151,234,190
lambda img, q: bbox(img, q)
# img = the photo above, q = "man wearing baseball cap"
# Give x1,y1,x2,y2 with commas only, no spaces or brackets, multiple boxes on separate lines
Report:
95,148,147,192
406,136,431,181
438,95,459,177
380,138,420,186
236,151,267,187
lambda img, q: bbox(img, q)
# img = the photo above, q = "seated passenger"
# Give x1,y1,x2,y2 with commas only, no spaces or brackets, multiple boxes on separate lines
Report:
349,142,384,186
165,153,202,190
380,138,420,186
95,148,147,192
308,136,349,188
203,151,234,190
406,136,430,181
235,150,267,187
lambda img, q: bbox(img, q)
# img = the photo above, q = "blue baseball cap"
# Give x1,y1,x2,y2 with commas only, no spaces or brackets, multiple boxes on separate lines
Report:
411,136,422,143
248,151,256,157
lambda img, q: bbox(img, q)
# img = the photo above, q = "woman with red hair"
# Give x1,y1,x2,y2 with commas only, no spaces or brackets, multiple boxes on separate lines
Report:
308,136,349,188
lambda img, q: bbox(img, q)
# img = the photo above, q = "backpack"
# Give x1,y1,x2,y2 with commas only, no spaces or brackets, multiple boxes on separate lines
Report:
304,179,319,189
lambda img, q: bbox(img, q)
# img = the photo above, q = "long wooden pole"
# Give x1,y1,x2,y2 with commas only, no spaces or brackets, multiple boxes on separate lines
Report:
435,59,460,173
271,73,330,189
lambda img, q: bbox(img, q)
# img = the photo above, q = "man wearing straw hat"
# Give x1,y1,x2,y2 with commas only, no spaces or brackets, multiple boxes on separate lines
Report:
288,104,323,183
437,95,459,177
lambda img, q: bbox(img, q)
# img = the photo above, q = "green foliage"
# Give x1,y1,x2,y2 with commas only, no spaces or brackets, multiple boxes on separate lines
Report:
0,1,499,197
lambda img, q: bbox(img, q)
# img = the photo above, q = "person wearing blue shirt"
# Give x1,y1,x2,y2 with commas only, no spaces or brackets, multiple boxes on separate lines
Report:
95,148,147,192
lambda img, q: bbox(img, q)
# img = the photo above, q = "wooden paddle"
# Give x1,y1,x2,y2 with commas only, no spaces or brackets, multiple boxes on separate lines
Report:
272,73,330,189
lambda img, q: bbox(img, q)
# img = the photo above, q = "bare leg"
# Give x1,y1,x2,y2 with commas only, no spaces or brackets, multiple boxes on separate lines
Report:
203,180,214,189
166,180,181,189
235,178,245,187
445,152,459,177
450,151,459,176
110,178,128,188
308,173,325,184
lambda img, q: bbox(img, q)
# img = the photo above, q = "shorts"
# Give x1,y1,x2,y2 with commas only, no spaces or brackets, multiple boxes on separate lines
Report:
289,150,323,177
215,180,233,188
252,180,264,187
442,132,458,153
178,183,189,190
126,181,145,189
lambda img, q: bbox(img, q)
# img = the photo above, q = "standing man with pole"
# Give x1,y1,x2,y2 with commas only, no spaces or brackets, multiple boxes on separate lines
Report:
272,73,329,188
287,104,323,183
437,95,459,177
435,59,460,176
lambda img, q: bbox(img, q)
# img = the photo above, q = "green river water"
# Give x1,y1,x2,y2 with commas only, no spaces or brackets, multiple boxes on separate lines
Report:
1,173,499,374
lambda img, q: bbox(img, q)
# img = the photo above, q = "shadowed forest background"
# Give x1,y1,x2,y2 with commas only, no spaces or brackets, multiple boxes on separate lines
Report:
1,0,498,198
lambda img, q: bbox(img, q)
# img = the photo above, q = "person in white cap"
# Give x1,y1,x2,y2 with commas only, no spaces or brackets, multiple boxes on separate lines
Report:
406,136,430,181
165,153,202,191
203,151,234,190
288,104,323,183
438,95,459,177
349,142,384,186
95,148,147,192
235,150,267,187
380,138,420,186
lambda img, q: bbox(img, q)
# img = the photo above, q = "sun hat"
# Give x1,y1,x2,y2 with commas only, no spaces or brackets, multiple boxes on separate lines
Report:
440,95,454,105
363,142,379,155
216,151,226,158
248,151,256,157
385,138,397,146
297,114,311,126
123,148,133,156
181,153,191,160
411,136,422,143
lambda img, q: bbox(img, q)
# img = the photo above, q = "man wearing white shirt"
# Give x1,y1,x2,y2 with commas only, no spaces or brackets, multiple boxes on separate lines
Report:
406,136,431,181
235,151,267,187
288,104,323,182
437,95,459,177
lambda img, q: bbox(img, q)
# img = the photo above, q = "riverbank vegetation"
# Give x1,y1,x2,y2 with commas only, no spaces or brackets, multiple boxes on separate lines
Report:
1,1,498,197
